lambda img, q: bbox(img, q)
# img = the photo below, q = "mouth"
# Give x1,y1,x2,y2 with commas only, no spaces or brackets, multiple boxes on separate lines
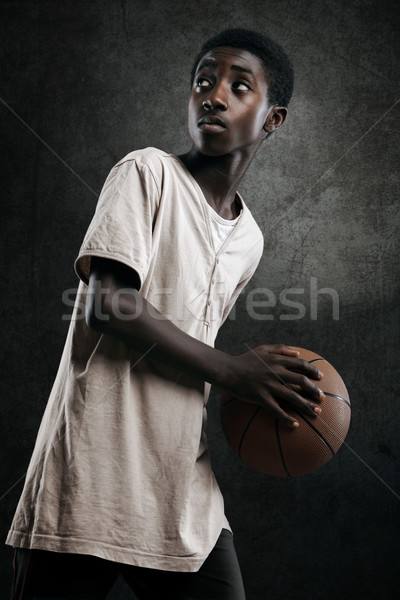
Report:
198,115,227,133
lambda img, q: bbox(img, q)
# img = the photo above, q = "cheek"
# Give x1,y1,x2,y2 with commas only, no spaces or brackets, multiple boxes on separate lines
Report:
248,106,268,137
187,99,198,132
235,108,265,140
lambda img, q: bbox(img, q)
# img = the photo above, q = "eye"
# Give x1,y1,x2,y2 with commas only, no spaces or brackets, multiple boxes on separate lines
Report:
196,77,211,88
232,81,252,91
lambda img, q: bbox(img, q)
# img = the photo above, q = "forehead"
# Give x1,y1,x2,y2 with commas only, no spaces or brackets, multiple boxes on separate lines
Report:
196,46,267,83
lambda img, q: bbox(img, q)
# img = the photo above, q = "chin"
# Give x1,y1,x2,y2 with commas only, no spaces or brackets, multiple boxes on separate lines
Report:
192,140,232,158
189,128,231,157
196,147,228,157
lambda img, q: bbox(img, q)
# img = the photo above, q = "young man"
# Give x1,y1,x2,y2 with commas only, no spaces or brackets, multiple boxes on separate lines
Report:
7,29,324,600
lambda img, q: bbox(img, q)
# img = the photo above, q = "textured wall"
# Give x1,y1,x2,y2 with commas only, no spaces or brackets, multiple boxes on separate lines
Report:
1,1,399,598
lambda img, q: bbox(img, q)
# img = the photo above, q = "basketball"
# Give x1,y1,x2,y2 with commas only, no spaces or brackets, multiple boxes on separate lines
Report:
220,347,351,477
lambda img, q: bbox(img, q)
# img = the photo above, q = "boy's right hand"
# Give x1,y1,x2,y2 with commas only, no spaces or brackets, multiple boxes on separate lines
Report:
219,344,324,429
87,260,322,429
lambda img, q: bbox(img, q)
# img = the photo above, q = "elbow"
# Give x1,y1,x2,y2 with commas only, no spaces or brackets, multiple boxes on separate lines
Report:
85,301,105,333
85,281,112,333
85,280,140,334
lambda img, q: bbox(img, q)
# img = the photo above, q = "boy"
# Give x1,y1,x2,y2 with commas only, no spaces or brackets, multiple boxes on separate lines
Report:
7,28,324,600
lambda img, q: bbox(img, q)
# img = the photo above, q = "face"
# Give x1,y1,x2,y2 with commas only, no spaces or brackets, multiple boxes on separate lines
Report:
188,46,276,157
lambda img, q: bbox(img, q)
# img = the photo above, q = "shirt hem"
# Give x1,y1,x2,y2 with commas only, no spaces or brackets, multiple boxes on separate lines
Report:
5,530,212,573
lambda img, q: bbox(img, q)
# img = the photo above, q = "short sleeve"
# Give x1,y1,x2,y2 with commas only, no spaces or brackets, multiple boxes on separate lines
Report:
74,157,160,287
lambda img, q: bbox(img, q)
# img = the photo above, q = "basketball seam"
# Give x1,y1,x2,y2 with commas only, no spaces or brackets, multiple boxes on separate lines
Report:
307,358,351,408
324,391,351,408
221,397,236,407
291,408,335,456
275,418,292,478
238,407,261,459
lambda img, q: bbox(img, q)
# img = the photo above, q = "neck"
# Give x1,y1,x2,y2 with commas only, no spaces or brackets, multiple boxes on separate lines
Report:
178,146,258,219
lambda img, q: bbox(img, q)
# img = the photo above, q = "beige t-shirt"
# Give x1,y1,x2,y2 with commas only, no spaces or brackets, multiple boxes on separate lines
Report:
6,147,264,572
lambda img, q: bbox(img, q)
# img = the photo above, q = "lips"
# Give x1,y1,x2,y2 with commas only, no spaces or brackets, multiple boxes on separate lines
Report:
198,115,227,132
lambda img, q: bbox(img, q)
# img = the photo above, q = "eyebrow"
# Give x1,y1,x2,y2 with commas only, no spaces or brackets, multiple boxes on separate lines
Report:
197,58,256,79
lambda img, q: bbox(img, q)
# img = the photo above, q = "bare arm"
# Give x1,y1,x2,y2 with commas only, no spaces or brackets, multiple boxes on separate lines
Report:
86,257,324,427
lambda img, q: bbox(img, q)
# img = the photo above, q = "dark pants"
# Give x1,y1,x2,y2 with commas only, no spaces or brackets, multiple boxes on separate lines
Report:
10,528,246,600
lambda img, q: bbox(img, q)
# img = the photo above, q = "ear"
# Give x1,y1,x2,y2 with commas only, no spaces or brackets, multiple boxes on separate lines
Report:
263,106,288,135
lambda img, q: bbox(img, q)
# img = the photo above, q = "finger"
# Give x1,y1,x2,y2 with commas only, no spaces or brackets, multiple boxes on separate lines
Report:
283,371,325,402
281,348,300,357
269,344,300,357
265,396,300,428
279,356,323,380
269,381,322,418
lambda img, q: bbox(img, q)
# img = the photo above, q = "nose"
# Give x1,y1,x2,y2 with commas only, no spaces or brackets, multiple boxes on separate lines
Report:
202,82,228,111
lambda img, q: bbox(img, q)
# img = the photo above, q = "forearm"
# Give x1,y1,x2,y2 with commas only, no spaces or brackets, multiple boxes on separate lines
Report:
86,261,324,428
87,278,232,388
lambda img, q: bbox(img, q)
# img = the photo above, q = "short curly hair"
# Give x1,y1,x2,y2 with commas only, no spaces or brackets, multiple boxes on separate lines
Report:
190,28,294,107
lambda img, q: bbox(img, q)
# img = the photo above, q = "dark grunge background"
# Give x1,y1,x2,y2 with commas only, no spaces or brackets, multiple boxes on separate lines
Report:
1,1,399,598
